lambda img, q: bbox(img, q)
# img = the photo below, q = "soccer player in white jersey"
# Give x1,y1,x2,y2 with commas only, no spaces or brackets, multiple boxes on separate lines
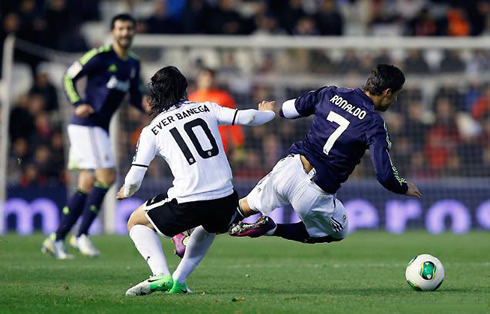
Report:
116,66,276,295
230,64,421,243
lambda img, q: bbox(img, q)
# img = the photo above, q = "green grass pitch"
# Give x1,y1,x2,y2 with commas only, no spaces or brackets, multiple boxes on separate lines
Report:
0,232,488,313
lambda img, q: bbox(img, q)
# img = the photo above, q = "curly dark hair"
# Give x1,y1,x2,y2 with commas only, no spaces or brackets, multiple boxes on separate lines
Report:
364,64,405,95
147,66,188,117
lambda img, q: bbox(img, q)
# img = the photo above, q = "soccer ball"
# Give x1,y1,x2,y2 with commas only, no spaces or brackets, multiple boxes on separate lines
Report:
405,254,444,291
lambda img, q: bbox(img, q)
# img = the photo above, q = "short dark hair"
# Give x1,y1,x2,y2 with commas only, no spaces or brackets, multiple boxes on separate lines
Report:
110,13,135,30
148,66,188,116
364,64,405,95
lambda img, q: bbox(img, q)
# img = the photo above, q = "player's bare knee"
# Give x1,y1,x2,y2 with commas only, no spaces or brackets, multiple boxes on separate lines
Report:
127,206,148,232
95,168,116,187
78,171,95,192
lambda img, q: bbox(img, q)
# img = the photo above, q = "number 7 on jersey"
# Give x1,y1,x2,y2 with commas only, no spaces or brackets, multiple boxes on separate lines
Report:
323,111,350,155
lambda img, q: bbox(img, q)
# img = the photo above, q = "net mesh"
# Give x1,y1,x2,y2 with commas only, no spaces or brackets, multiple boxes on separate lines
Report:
4,37,490,232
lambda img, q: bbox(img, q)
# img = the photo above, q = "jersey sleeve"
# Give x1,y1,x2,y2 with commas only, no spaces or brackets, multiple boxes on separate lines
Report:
129,60,144,112
294,86,331,117
123,127,157,197
367,117,408,194
63,48,102,107
280,99,301,119
209,102,275,126
132,127,157,167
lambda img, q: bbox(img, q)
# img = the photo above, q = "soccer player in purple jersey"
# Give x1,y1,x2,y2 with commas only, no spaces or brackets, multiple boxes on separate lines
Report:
42,14,146,259
229,64,421,243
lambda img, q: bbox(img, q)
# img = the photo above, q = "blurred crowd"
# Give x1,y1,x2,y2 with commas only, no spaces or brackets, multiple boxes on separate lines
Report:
1,0,490,188
7,70,66,187
1,0,490,75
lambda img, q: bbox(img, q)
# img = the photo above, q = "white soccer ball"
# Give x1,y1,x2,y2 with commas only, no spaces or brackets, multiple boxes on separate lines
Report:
405,254,444,291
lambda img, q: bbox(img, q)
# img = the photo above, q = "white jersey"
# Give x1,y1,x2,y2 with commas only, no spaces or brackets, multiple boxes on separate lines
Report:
126,100,275,203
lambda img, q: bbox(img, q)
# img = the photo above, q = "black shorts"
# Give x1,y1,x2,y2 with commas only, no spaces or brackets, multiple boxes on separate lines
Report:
145,191,239,237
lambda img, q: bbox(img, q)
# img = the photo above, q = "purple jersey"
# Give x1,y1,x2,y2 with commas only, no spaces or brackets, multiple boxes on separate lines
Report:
63,45,143,131
288,86,408,194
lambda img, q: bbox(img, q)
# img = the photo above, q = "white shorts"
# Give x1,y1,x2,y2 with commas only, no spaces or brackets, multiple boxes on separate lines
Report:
67,125,116,170
247,154,348,239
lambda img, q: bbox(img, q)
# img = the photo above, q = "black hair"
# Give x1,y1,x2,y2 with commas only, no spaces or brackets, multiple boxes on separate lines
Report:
110,13,136,30
148,66,188,116
364,64,405,95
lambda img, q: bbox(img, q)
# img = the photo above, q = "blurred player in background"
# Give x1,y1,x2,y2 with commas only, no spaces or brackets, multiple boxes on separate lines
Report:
230,64,421,243
189,67,245,158
117,66,275,295
42,14,145,259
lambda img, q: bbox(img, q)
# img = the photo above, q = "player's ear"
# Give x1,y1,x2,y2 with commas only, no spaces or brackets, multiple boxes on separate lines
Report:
383,88,393,98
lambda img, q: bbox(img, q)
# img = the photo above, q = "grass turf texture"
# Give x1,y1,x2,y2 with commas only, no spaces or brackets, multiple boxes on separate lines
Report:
0,232,488,314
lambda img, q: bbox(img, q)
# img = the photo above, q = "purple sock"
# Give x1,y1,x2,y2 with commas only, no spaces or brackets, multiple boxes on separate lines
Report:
275,222,340,244
56,190,87,241
77,183,109,236
274,222,310,242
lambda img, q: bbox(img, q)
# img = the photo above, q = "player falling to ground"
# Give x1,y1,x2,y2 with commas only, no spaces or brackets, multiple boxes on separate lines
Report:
42,14,146,259
117,66,276,295
229,64,421,242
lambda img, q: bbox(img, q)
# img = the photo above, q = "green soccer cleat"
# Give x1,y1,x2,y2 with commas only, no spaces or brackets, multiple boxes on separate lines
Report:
125,274,173,296
167,281,191,294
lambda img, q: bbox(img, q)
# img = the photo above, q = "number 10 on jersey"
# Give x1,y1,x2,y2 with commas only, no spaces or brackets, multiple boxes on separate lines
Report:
169,118,220,165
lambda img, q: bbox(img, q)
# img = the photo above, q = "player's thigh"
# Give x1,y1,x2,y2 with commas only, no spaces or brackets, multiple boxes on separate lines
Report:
67,125,115,170
143,194,198,237
127,204,154,231
247,155,296,214
330,198,348,240
290,183,348,239
201,191,239,234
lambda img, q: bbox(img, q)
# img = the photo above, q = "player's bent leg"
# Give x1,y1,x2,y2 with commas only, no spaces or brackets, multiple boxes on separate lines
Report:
127,205,155,232
171,233,188,259
126,274,173,296
73,168,116,256
170,226,215,294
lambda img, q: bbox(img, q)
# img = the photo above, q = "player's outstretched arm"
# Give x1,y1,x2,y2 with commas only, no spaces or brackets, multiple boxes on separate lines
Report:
405,181,422,198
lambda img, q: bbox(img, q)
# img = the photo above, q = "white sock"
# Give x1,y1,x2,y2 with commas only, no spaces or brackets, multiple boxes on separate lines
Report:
172,226,215,284
129,225,170,276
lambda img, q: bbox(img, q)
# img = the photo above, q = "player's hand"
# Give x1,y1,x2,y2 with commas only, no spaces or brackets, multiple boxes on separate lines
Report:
258,100,276,112
405,181,422,198
75,104,95,118
116,185,126,200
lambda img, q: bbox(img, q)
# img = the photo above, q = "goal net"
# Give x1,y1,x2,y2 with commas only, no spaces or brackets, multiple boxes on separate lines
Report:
2,35,489,234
